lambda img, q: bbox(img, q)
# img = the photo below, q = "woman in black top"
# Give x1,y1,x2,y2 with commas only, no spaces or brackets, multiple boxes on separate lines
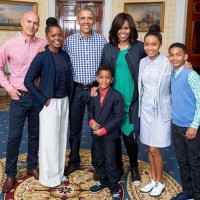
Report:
25,17,73,187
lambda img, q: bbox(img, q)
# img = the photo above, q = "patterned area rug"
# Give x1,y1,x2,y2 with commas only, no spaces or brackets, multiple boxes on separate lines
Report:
0,103,9,112
0,149,181,200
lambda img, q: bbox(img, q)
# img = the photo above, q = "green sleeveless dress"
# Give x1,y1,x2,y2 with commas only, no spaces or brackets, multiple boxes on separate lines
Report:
112,48,134,136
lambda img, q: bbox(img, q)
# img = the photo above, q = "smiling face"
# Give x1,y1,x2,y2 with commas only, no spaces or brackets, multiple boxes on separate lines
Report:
169,47,188,70
77,10,95,37
45,26,63,52
144,35,162,60
21,11,39,40
96,70,113,91
117,20,131,44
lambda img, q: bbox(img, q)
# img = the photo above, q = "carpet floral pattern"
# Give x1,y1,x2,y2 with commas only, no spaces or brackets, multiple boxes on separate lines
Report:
0,104,9,112
0,150,182,200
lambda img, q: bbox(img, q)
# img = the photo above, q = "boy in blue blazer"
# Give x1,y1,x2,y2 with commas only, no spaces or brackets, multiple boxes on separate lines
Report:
88,64,124,200
169,43,200,200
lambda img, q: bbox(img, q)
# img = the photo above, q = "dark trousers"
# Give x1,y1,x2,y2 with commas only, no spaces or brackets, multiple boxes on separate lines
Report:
93,131,139,170
92,137,124,169
172,123,200,200
92,136,119,194
115,131,139,169
6,95,39,178
69,86,91,167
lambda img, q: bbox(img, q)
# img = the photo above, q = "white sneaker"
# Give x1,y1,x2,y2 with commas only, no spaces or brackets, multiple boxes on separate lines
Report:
150,182,165,196
140,179,156,193
133,180,141,186
61,175,67,182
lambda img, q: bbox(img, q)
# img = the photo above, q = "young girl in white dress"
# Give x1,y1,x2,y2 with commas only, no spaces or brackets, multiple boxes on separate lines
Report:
138,25,172,197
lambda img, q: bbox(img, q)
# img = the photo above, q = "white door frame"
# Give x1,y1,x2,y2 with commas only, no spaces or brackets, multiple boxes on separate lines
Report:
48,0,188,42
48,0,112,39
174,0,188,43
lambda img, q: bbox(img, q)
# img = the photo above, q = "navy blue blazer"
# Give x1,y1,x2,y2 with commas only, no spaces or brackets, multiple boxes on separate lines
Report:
101,41,146,137
88,87,124,141
24,45,74,108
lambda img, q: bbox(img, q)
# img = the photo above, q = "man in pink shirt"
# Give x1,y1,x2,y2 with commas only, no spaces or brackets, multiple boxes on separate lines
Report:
0,11,46,193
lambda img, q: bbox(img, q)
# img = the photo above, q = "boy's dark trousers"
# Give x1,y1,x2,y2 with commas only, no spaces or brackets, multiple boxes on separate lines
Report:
172,123,200,200
92,133,139,170
92,136,119,194
92,137,124,170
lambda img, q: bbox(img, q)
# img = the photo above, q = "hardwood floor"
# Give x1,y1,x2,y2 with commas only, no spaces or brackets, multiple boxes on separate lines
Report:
0,95,10,104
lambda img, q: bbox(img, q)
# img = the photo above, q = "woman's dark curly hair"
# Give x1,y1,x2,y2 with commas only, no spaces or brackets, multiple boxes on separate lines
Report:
109,13,138,46
45,17,61,35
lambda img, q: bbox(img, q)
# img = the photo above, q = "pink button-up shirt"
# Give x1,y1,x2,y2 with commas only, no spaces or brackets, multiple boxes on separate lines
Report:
0,33,46,92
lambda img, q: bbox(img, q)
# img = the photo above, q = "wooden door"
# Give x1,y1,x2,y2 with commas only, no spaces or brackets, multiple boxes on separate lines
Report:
185,0,200,73
57,0,103,39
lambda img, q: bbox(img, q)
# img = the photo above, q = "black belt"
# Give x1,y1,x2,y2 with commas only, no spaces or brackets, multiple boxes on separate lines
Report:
18,90,30,96
74,82,93,90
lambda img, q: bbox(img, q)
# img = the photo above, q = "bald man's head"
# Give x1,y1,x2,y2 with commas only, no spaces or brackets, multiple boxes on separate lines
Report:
21,11,40,40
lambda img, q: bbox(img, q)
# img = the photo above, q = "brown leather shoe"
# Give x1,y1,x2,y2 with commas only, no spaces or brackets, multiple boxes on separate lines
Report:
27,169,39,180
2,177,15,193
64,165,79,176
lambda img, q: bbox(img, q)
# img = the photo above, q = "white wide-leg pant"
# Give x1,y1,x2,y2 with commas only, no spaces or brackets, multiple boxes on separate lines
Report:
39,97,69,187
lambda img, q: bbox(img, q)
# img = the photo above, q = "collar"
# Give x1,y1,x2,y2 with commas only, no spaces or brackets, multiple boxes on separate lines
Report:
99,87,110,96
19,32,37,44
77,31,96,39
174,65,184,76
146,53,161,65
46,45,62,54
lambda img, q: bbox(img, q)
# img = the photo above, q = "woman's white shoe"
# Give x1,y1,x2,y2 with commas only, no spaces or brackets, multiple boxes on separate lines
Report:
150,182,165,196
140,179,156,193
61,176,67,182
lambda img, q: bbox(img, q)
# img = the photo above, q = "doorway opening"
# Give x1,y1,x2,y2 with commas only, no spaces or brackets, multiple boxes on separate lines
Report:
56,0,104,39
